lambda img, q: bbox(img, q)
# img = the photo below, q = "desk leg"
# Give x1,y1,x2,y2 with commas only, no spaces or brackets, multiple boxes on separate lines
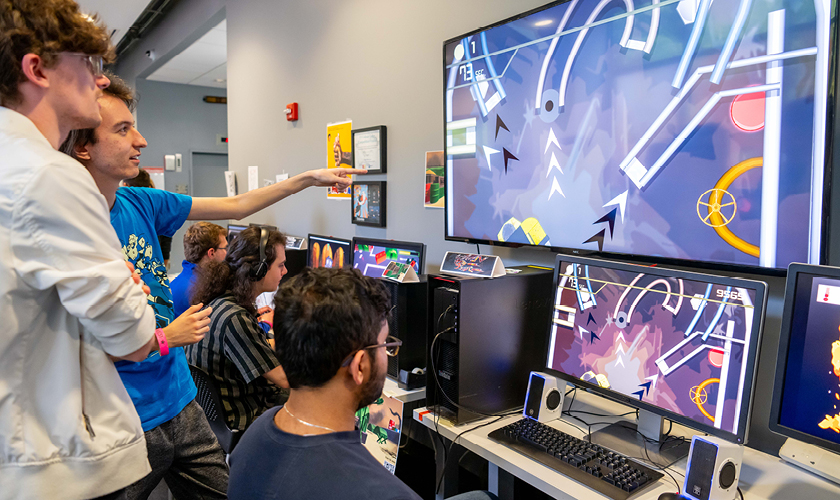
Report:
488,463,515,500
434,438,465,500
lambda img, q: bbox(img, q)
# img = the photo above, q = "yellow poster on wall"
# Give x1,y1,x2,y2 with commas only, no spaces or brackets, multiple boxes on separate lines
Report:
327,120,353,199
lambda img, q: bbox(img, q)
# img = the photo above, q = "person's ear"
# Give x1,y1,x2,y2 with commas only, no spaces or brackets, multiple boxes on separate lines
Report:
73,142,92,161
348,350,368,386
206,248,215,260
20,53,50,90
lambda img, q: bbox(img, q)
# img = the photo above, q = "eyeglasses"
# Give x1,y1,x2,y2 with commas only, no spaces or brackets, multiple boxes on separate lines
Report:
340,335,402,367
214,245,228,251
60,52,105,77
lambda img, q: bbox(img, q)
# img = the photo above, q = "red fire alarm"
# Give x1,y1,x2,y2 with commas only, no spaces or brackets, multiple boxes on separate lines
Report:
285,102,299,121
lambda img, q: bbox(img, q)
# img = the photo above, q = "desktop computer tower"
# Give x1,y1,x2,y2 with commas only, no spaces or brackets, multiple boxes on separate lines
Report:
427,266,553,424
380,276,428,389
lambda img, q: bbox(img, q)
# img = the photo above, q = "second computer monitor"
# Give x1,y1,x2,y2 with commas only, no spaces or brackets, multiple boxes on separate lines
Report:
351,237,425,278
307,234,351,269
545,255,766,444
769,263,840,455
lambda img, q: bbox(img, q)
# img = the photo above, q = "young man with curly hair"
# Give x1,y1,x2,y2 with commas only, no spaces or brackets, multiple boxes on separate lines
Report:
0,1,191,499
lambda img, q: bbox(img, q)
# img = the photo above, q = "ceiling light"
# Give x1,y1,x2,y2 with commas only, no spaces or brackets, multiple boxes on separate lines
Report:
214,78,226,83
534,19,553,27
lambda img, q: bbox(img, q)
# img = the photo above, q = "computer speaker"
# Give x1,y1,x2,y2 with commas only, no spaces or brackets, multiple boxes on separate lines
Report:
683,435,743,500
523,372,565,423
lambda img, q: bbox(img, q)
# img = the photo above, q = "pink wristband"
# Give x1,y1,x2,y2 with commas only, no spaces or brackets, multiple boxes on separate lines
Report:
154,328,169,356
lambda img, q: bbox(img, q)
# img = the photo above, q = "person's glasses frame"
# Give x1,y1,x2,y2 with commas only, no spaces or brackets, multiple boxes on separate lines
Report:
56,52,105,77
340,334,402,368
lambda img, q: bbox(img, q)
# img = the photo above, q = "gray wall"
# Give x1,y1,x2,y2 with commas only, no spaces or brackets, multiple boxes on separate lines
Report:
136,79,228,273
223,0,800,455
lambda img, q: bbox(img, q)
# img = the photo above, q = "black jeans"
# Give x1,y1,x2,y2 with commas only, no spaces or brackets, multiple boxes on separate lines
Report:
125,400,228,500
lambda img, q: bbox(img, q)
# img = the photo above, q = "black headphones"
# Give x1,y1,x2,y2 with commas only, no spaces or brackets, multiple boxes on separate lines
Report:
251,227,270,280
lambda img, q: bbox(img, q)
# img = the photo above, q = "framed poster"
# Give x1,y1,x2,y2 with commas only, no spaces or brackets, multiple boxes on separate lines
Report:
352,125,386,174
351,181,386,227
326,120,353,199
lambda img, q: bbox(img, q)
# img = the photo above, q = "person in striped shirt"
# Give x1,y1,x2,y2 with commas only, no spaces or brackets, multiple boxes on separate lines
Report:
187,226,289,431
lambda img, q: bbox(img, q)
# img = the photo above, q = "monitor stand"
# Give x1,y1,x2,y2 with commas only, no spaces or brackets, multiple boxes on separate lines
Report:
779,438,840,485
584,409,690,467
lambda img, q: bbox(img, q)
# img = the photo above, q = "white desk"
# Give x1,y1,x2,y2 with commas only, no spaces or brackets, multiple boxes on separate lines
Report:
383,377,425,403
413,390,840,500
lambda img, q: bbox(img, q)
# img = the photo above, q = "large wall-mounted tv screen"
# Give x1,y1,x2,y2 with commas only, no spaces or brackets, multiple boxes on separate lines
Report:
444,0,835,271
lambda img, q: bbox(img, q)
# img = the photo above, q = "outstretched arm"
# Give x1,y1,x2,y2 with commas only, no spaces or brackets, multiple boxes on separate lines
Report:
188,167,366,221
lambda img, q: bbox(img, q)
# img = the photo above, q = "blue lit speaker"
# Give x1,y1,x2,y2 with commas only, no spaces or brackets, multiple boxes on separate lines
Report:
523,372,564,423
683,435,743,500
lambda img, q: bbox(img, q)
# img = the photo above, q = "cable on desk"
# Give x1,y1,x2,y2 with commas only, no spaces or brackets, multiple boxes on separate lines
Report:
737,486,744,500
434,412,514,495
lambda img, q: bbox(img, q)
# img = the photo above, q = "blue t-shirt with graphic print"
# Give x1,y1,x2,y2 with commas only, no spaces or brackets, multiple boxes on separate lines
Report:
111,187,196,431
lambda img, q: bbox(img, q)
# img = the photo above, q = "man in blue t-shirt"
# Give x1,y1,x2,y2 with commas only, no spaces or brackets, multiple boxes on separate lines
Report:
61,74,362,500
229,268,496,500
171,222,228,317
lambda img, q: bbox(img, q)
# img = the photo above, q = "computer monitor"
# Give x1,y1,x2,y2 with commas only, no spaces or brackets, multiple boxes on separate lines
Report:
545,255,767,444
227,224,248,243
307,234,351,269
769,263,840,455
351,237,426,278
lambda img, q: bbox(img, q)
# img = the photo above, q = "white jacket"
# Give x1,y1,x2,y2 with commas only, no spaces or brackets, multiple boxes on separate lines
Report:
0,107,156,499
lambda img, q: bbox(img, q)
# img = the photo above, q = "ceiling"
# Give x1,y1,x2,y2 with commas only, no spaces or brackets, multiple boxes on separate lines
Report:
146,20,227,88
76,0,228,89
75,0,150,45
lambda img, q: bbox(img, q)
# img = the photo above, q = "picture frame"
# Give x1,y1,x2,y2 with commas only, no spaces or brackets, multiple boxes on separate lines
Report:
351,181,386,227
351,125,387,174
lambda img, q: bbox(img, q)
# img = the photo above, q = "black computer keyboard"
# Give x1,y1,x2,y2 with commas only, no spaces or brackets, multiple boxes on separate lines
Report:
488,418,663,500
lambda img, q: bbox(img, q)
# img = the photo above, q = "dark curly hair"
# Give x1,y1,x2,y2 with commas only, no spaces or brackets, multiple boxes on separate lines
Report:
272,267,391,389
0,0,114,106
190,226,287,316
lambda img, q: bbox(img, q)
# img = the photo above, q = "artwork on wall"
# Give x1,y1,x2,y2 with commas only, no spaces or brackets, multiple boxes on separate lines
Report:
327,120,353,199
351,181,386,227
352,126,387,174
424,150,444,208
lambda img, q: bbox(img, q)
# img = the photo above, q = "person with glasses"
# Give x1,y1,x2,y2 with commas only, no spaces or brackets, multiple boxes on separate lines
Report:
228,267,497,500
188,226,290,433
0,2,172,499
170,222,229,317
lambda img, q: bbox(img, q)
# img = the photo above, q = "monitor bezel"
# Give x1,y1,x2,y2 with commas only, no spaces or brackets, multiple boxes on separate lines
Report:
227,224,248,239
543,254,767,444
306,233,352,268
442,0,838,275
768,263,840,455
350,236,426,276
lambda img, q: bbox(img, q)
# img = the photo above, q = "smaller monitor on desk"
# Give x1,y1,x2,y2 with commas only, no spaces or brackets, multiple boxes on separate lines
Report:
227,224,248,243
545,255,767,444
307,234,351,269
770,263,840,455
351,237,425,278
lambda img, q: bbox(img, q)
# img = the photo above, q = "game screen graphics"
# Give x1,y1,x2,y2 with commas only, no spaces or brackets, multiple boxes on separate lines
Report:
778,275,840,445
445,0,831,269
547,261,759,435
308,236,350,269
353,243,422,278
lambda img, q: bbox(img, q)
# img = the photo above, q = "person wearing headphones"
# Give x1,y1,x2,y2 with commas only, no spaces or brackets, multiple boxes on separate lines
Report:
188,226,290,432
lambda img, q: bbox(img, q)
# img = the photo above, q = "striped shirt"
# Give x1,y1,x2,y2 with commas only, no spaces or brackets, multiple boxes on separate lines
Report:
186,293,282,431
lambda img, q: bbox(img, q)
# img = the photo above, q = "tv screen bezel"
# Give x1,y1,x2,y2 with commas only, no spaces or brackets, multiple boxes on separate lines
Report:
543,254,767,444
442,0,838,276
350,236,427,277
768,263,840,455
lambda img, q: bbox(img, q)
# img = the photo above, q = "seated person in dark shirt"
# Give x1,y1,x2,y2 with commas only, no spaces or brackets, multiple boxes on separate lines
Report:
228,267,497,500
187,226,288,432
